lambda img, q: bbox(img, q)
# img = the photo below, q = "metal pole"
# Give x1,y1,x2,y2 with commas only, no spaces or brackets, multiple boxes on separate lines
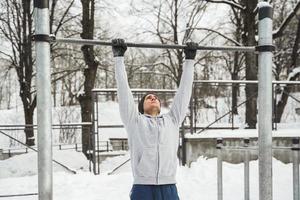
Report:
244,138,250,200
274,84,278,130
292,138,300,200
217,138,223,200
34,0,52,199
181,120,187,166
193,80,300,85
54,37,256,52
189,86,194,135
257,3,273,200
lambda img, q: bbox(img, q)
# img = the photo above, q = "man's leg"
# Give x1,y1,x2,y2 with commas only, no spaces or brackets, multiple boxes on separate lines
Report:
130,184,154,200
158,184,180,200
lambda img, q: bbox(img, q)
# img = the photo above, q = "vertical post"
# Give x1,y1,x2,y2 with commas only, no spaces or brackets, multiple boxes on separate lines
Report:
189,84,194,135
257,2,273,200
91,92,96,173
231,84,235,130
244,138,250,200
271,83,275,130
292,138,300,200
95,94,100,174
181,121,186,166
217,138,223,200
274,84,278,131
193,86,197,133
34,0,52,199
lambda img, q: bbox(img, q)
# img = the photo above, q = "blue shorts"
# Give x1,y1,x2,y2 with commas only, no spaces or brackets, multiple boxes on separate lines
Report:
130,184,180,200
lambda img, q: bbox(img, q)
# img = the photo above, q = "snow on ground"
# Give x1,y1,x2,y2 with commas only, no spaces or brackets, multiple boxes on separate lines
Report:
0,149,294,200
0,97,298,199
186,123,300,138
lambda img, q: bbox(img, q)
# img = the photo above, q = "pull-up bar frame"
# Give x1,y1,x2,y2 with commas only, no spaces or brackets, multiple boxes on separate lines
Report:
34,1,274,200
53,37,256,52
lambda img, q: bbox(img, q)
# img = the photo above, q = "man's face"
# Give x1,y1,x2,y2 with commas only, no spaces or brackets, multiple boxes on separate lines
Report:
143,94,161,114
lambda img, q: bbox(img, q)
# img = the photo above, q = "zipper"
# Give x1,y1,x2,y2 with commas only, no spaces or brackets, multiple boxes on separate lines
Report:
156,117,160,184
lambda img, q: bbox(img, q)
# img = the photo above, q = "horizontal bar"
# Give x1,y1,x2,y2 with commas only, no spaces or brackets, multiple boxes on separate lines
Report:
0,127,84,131
54,37,256,52
97,124,239,130
98,125,124,128
194,80,300,85
92,88,177,93
0,123,92,128
219,146,298,151
0,193,38,198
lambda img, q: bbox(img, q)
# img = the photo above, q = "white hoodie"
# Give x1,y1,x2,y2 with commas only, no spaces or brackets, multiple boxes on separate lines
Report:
114,57,194,185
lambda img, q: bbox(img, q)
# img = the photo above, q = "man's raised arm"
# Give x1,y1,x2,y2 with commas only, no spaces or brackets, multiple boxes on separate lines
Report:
168,42,198,124
112,39,138,125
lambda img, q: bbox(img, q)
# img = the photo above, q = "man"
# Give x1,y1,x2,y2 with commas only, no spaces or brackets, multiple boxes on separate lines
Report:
112,39,197,200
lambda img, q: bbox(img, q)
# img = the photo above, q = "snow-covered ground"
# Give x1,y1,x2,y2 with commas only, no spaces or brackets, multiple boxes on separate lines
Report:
0,98,299,199
0,149,294,200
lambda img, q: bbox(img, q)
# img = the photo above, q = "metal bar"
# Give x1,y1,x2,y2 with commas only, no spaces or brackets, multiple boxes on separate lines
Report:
54,37,256,52
196,92,257,134
217,138,223,200
0,193,38,198
292,138,300,200
34,0,53,199
193,85,197,133
272,84,276,130
98,125,124,128
219,146,259,151
281,90,300,104
107,158,131,175
92,88,177,93
0,127,85,131
91,92,96,174
181,120,187,166
215,146,300,151
193,80,300,85
244,138,250,200
96,94,100,174
189,88,194,134
274,86,278,130
0,130,76,174
0,123,92,128
257,3,273,200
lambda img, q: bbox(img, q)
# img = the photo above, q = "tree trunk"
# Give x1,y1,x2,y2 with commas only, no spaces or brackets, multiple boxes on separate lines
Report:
176,53,184,86
20,0,35,145
79,0,99,157
241,0,258,128
275,73,300,122
24,107,35,146
231,52,240,114
275,19,300,122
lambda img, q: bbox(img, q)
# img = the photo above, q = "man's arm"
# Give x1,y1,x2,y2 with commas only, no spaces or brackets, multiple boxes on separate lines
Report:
112,39,138,125
168,42,198,124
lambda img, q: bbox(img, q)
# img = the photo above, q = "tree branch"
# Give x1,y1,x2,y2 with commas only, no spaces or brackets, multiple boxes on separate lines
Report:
273,1,300,39
204,0,244,10
192,27,242,46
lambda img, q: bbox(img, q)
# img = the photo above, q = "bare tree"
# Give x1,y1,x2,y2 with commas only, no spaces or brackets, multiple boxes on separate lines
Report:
203,0,257,128
204,0,300,124
273,0,300,122
132,0,208,86
78,0,100,157
0,0,78,145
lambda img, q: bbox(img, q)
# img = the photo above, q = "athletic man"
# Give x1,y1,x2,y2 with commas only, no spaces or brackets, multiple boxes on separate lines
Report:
112,39,197,200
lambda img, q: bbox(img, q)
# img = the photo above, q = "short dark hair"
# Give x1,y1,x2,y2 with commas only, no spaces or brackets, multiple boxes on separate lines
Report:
138,93,161,114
